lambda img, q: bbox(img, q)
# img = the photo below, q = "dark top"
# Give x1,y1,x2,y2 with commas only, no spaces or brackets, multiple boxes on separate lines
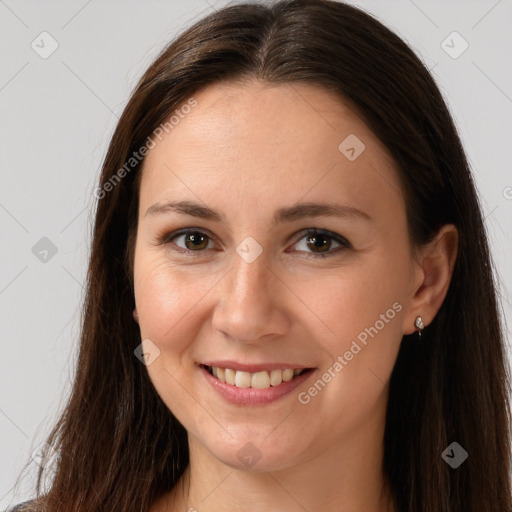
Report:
4,500,37,512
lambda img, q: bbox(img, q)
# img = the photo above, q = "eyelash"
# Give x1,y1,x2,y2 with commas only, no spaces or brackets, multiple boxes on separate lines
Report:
157,227,351,259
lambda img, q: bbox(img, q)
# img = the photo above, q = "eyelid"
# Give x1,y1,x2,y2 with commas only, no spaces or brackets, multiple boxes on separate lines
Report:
158,226,351,257
157,227,219,254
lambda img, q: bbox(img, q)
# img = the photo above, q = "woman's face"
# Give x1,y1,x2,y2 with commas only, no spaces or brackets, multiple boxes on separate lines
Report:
133,80,420,471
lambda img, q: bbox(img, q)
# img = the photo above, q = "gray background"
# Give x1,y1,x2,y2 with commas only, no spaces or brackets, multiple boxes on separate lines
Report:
1,0,511,507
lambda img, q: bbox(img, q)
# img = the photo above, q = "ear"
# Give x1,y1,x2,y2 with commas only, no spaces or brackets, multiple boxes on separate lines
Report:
402,224,458,335
133,307,139,324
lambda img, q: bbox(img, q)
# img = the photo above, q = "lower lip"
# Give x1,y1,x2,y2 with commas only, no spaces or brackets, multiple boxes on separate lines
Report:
200,365,315,405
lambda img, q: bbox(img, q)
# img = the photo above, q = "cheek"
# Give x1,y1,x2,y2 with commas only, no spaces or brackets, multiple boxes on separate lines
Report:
311,250,408,377
296,256,407,436
133,259,213,427
134,257,211,354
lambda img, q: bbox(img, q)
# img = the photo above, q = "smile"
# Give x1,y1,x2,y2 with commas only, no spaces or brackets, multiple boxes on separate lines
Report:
204,365,309,389
200,363,316,405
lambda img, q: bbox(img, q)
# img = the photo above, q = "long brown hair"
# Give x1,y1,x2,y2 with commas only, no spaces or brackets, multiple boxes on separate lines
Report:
13,1,512,510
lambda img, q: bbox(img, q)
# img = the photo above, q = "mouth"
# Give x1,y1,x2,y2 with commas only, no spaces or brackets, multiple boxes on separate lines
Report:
200,364,314,389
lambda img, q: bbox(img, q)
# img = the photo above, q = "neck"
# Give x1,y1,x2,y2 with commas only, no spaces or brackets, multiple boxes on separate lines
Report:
157,401,395,512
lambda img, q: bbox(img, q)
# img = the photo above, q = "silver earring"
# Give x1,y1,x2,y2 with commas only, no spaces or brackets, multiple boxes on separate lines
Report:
415,316,425,339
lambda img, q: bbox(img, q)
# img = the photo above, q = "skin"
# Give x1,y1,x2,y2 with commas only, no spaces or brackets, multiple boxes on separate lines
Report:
132,80,458,512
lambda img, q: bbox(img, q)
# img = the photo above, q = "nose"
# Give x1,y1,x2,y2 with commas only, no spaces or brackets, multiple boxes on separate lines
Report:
211,249,289,344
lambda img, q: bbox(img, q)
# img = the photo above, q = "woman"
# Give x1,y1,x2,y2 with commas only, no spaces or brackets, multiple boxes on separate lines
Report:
8,0,511,510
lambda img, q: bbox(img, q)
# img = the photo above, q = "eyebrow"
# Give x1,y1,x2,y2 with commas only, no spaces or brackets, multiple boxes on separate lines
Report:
145,200,371,226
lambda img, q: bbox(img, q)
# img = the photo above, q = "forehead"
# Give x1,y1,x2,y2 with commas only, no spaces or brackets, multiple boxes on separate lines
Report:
138,80,404,223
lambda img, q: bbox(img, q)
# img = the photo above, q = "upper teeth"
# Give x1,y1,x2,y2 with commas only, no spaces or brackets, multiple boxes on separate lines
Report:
210,367,304,389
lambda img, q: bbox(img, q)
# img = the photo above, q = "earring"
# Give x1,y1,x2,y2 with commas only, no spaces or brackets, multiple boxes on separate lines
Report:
414,316,425,339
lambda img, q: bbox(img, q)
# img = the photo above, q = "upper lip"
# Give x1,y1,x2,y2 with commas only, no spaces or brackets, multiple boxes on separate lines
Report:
201,361,314,372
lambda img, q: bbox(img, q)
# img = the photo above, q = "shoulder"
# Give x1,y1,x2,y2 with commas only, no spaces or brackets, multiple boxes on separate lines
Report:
4,499,39,512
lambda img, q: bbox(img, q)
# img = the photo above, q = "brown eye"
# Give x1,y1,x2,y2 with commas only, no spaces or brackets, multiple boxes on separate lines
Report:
161,229,214,254
160,227,349,259
290,228,350,258
306,233,332,253
182,231,209,251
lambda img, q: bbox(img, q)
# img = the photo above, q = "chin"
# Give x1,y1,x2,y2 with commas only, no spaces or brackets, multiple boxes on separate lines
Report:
202,431,306,473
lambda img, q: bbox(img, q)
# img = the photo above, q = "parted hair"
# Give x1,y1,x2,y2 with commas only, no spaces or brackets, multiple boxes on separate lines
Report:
10,1,511,511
